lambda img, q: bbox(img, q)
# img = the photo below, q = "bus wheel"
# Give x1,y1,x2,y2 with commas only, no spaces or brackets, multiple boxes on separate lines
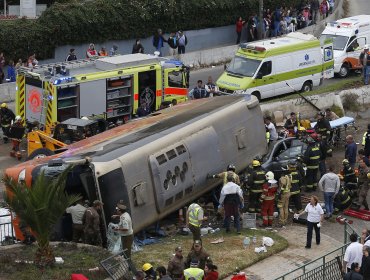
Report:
251,91,261,101
338,64,349,78
301,81,312,93
28,148,54,160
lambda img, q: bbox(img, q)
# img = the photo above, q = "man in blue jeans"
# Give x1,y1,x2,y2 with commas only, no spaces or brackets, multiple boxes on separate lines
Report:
318,165,340,218
359,45,370,85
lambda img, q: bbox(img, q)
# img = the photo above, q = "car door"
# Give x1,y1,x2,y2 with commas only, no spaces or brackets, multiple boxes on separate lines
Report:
346,36,367,70
254,60,275,98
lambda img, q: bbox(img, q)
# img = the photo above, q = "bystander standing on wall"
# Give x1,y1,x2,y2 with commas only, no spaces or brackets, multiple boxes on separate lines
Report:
65,48,77,61
236,17,244,44
7,60,16,82
109,44,119,56
168,32,178,57
310,0,320,24
177,31,188,55
153,29,167,56
132,39,144,54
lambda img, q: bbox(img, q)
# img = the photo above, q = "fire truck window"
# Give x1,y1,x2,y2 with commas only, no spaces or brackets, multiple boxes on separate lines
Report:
168,71,184,88
138,70,157,112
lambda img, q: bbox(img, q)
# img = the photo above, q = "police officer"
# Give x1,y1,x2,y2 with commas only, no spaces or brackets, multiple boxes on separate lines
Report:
342,159,358,195
362,124,370,157
185,240,212,270
304,135,322,192
288,161,303,214
0,103,15,143
247,160,266,213
168,246,185,280
314,111,331,141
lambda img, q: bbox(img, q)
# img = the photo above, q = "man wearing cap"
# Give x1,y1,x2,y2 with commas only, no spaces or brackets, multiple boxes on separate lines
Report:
168,246,185,280
183,259,204,280
186,199,207,241
186,240,212,270
65,198,86,242
83,200,103,246
112,202,134,258
66,48,77,61
359,45,370,85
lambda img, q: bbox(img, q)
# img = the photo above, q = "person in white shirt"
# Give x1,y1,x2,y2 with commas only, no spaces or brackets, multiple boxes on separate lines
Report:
265,116,278,154
112,202,134,258
205,76,219,97
219,172,244,234
66,199,86,242
343,233,364,273
295,195,324,249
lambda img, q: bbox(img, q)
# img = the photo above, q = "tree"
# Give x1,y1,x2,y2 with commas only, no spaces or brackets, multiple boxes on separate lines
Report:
3,166,81,268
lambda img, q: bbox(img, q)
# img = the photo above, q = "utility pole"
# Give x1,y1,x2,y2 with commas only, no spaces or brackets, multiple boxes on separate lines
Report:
258,0,264,40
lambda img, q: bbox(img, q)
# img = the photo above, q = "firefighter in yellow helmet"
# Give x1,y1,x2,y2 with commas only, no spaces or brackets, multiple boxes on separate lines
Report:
142,263,156,279
0,102,15,143
9,115,25,160
341,159,357,193
247,160,265,213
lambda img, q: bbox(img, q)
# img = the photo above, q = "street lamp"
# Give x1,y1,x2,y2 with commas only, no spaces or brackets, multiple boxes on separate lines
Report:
258,0,264,40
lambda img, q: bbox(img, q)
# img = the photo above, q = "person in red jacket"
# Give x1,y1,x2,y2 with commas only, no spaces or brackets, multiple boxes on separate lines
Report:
86,43,98,58
260,171,278,227
236,17,245,44
204,263,219,280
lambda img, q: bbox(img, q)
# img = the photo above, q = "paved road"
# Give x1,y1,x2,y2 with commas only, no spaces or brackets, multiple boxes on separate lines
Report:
349,0,370,16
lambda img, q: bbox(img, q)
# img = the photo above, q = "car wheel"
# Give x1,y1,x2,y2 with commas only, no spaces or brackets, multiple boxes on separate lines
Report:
301,81,312,92
338,64,349,78
251,91,261,101
27,148,54,160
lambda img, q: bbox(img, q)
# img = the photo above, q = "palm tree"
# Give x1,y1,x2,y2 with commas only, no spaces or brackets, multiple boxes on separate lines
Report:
3,166,81,268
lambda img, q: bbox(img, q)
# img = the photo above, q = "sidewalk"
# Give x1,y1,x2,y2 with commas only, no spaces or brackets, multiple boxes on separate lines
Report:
224,224,342,280
176,0,344,68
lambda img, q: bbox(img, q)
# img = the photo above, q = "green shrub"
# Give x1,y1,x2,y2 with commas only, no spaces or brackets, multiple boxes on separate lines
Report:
0,0,300,60
342,93,360,112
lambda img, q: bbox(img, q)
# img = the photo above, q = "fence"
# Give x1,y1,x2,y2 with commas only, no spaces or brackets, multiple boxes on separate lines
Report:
274,222,359,280
0,213,15,245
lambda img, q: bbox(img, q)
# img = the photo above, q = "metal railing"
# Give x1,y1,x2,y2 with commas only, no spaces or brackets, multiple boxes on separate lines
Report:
274,222,359,280
0,213,15,245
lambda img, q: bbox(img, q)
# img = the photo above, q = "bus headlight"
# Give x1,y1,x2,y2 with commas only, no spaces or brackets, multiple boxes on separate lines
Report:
18,169,26,183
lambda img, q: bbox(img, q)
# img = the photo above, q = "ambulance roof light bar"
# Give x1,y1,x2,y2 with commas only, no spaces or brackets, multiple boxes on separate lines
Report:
240,43,266,52
327,21,353,28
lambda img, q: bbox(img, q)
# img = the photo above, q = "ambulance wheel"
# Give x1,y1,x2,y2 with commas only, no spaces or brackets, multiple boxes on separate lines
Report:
28,148,54,160
301,81,312,92
251,91,261,101
338,64,349,78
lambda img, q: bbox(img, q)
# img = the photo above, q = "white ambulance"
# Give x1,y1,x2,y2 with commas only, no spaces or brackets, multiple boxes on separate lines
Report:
320,15,370,78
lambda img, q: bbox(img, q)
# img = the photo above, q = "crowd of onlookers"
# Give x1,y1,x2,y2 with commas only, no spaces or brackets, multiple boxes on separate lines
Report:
236,0,335,44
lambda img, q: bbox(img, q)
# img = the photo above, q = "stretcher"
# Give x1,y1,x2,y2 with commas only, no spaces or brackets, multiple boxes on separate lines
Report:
310,116,355,129
343,209,370,221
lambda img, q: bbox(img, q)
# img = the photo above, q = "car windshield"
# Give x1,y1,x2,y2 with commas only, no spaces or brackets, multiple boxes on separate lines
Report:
226,56,261,77
320,34,349,50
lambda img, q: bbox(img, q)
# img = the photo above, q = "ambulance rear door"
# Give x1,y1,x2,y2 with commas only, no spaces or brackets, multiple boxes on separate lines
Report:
322,39,335,79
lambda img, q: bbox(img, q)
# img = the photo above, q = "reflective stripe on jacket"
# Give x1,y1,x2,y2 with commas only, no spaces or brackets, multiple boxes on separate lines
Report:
188,204,201,227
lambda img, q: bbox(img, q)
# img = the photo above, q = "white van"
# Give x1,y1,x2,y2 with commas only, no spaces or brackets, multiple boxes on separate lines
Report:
216,32,334,100
320,15,370,78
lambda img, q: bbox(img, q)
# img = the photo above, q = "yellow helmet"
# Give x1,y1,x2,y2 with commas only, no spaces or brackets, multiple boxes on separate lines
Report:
367,173,370,179
1,103,7,108
342,159,349,165
252,160,261,167
142,263,153,271
298,126,306,131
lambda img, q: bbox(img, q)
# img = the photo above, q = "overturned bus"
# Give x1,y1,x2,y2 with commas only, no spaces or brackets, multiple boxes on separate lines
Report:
5,95,267,240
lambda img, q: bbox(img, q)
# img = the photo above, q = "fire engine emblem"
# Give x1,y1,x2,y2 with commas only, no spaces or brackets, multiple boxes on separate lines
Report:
28,88,42,113
140,87,155,107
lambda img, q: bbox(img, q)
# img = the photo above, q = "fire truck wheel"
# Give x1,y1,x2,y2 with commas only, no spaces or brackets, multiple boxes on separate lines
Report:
27,148,54,160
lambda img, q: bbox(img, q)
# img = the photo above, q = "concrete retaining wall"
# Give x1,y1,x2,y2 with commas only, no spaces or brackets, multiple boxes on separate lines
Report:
0,83,16,103
260,85,370,120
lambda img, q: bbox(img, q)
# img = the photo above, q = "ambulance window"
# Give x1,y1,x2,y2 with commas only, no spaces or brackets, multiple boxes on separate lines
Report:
168,71,184,88
259,61,272,76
